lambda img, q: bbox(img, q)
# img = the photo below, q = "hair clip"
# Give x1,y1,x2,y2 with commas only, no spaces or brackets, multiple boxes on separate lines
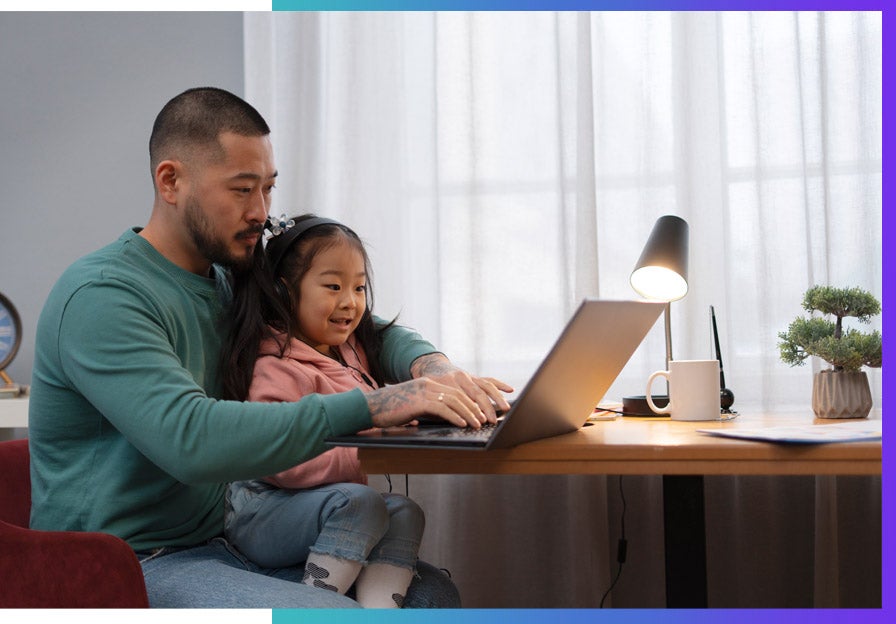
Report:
264,213,296,242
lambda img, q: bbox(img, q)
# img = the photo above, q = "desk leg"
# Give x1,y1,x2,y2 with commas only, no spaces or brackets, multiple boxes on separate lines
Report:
663,475,708,607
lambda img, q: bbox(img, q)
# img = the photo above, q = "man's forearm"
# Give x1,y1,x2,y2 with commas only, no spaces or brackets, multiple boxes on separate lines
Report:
366,381,425,426
377,318,440,382
410,352,452,379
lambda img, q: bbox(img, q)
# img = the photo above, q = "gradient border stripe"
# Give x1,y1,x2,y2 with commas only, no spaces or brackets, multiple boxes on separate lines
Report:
270,3,891,622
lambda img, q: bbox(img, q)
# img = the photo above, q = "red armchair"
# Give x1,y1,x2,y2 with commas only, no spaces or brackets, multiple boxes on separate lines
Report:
0,438,149,608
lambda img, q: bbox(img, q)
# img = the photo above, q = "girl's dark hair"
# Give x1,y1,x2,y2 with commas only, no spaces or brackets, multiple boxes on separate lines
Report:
220,214,394,401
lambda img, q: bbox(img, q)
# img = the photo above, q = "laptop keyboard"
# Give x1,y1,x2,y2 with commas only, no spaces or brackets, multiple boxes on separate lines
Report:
429,423,498,439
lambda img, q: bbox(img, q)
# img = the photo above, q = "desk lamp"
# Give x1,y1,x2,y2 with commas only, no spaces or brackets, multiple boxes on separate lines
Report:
624,215,689,415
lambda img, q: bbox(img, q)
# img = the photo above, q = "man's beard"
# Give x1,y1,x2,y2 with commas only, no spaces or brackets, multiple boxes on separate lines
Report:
184,196,260,271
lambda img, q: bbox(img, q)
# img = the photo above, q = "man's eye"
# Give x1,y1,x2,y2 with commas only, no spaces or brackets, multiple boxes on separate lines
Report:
234,188,251,194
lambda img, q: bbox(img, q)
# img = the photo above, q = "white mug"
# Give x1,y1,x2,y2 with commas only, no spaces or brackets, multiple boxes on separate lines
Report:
646,359,720,421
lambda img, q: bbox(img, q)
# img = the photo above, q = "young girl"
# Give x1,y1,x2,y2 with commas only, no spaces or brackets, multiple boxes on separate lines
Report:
221,214,425,608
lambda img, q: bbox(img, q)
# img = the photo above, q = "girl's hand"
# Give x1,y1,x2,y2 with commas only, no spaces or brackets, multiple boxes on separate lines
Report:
365,377,488,429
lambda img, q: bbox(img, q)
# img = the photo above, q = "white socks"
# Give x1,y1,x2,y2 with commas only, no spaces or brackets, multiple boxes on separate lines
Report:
302,554,414,608
355,562,415,608
302,553,362,595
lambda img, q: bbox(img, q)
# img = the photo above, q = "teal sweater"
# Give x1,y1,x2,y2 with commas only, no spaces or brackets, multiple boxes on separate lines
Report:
28,229,436,551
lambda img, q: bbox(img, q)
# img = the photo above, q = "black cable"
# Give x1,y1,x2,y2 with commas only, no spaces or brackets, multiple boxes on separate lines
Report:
599,407,661,417
600,475,627,608
335,342,376,388
596,406,738,420
383,474,410,496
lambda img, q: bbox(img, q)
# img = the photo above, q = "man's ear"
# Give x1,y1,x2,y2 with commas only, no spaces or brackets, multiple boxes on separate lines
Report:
155,160,183,205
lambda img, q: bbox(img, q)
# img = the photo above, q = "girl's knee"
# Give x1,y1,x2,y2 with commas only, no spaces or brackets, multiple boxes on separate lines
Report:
330,484,390,533
384,494,425,538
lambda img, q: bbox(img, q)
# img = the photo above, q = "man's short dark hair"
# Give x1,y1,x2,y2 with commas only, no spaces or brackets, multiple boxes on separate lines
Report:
149,87,271,174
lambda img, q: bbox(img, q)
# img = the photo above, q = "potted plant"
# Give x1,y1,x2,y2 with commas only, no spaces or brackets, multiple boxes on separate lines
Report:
778,285,881,419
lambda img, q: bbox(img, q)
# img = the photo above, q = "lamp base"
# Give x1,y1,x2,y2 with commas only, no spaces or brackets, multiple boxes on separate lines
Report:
622,394,670,417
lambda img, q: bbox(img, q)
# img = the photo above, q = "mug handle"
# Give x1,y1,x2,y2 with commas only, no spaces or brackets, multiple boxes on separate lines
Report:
646,371,671,414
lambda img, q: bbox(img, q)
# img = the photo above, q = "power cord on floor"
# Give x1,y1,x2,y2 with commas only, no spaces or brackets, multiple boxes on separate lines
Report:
600,475,627,608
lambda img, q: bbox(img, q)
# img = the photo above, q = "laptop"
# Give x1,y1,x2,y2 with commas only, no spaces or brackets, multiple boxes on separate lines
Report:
326,299,664,451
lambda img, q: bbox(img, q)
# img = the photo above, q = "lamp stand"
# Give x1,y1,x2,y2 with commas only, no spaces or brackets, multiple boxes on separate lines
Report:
621,301,671,416
664,301,673,369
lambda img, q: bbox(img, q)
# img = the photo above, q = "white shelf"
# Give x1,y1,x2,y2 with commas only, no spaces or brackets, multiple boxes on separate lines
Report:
0,396,28,428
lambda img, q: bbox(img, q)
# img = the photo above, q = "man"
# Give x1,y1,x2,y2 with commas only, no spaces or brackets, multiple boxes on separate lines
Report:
28,87,511,608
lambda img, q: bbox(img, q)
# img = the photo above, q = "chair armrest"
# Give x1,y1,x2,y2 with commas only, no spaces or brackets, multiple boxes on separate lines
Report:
0,520,149,608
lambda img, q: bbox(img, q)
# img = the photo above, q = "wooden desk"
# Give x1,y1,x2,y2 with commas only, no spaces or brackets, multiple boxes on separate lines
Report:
359,411,880,477
358,410,881,607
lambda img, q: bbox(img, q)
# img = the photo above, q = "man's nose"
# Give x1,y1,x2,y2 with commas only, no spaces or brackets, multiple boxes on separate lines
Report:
247,189,268,223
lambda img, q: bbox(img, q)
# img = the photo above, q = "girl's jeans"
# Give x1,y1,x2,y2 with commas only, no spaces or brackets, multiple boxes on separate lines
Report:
224,479,424,571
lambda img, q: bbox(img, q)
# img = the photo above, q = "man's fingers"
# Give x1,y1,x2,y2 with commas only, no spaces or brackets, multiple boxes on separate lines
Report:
367,372,509,429
475,377,514,414
411,357,513,422
434,386,485,428
447,374,513,424
483,377,515,394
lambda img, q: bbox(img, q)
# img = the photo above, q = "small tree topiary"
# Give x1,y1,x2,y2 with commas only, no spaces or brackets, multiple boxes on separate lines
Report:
778,285,882,373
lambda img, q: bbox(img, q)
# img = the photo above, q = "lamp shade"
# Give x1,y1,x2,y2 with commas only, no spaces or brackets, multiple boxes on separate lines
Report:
630,215,689,302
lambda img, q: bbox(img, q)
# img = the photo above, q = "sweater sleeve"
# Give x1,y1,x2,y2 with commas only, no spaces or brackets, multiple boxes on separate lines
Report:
248,355,367,488
53,282,372,484
375,316,441,383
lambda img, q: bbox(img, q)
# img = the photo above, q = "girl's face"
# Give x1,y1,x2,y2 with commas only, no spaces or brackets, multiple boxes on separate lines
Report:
294,238,367,355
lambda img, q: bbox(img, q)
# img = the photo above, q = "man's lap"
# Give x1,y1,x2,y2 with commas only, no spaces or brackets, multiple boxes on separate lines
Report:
139,537,460,608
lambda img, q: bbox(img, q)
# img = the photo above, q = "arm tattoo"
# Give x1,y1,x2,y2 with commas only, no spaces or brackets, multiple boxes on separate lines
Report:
366,382,423,421
410,353,453,378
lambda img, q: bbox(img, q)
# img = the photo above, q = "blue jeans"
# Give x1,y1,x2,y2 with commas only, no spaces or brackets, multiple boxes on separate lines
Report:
225,480,424,570
138,538,460,608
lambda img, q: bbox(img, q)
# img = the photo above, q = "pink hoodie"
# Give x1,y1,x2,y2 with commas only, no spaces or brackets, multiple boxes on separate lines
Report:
248,332,377,489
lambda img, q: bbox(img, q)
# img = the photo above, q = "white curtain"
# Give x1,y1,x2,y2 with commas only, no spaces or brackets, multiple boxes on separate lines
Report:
244,11,881,607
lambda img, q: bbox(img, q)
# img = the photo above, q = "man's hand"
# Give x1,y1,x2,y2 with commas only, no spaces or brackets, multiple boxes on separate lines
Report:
409,353,514,424
365,377,488,429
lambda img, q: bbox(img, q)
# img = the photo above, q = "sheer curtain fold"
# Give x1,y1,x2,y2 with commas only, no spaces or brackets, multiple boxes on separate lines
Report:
244,11,881,607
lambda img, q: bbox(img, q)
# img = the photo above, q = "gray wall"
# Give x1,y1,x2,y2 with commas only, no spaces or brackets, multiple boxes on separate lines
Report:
0,12,245,385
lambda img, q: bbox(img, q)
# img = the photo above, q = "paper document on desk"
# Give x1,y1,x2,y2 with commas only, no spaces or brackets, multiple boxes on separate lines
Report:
697,420,881,444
